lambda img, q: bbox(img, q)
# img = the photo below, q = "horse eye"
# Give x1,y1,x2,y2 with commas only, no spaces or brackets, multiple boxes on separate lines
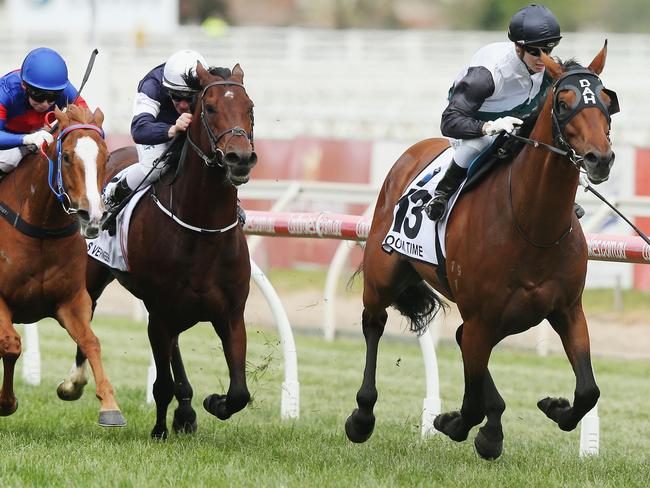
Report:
62,153,71,166
558,100,569,112
206,105,217,115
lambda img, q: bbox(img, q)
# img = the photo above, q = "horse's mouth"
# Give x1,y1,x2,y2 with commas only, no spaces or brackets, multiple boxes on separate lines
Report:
81,223,101,239
230,174,250,186
587,174,609,185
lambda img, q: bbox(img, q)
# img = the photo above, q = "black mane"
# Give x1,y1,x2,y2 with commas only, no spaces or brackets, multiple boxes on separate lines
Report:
182,66,233,92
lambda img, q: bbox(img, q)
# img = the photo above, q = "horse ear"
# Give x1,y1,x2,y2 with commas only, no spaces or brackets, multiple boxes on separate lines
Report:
588,39,608,75
196,62,211,85
54,106,69,127
93,107,104,127
232,63,244,83
541,52,563,79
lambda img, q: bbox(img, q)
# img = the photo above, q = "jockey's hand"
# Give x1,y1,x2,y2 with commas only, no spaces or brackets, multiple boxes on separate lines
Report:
23,130,54,148
168,113,193,138
483,116,523,136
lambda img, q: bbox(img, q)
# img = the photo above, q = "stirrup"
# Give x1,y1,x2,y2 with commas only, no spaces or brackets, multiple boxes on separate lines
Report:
424,195,448,221
574,203,585,219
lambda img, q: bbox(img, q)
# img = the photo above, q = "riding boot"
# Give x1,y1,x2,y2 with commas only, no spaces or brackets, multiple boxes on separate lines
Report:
425,160,468,221
573,203,585,219
0,169,7,181
104,177,133,210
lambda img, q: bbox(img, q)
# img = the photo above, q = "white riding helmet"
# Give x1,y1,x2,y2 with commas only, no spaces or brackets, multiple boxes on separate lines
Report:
162,49,208,92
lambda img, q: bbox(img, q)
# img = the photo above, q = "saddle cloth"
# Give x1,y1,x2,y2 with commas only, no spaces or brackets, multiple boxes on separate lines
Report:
382,147,464,266
86,169,149,272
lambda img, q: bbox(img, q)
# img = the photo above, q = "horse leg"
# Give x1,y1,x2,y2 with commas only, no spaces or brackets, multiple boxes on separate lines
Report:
148,315,176,439
170,336,197,434
57,293,125,427
434,319,491,443
203,310,250,420
451,324,506,460
0,301,21,416
57,260,113,401
345,306,387,443
538,306,600,431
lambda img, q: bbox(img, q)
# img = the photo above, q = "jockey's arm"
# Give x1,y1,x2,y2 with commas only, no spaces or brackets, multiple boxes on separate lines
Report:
0,103,27,150
440,66,495,139
130,87,173,145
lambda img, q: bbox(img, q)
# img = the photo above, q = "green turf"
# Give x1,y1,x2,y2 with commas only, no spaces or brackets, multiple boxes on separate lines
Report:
1,316,649,487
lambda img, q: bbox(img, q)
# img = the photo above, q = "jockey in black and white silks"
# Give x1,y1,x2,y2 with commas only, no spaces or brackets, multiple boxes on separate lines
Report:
103,49,207,207
425,4,562,221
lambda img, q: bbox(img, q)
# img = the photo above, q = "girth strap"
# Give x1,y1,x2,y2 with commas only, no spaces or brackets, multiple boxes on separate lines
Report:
0,201,79,239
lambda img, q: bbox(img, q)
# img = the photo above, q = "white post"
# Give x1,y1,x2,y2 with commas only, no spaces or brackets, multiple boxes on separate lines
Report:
21,323,41,385
419,327,442,437
323,240,355,342
579,404,600,457
146,350,156,405
250,259,300,419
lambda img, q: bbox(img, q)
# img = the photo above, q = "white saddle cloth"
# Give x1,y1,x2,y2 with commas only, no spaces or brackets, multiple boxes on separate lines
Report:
382,147,465,266
86,169,150,272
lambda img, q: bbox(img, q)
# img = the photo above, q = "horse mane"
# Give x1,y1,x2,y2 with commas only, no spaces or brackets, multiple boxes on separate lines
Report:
182,66,233,92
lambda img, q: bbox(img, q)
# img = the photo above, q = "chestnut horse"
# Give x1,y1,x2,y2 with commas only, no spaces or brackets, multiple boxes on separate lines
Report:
345,44,618,459
0,105,125,426
59,64,257,439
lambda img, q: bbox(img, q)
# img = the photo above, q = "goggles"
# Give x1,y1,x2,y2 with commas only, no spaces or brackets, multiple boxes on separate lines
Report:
523,45,554,57
168,90,194,103
25,84,62,103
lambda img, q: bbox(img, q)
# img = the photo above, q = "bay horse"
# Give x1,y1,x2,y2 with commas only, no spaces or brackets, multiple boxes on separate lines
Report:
59,64,257,439
345,44,618,459
0,104,125,427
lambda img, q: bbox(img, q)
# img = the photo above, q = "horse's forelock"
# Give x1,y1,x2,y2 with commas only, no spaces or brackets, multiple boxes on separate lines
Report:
65,104,92,124
558,58,584,72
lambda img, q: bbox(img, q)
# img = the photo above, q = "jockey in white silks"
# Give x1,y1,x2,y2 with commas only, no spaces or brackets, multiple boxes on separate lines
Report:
424,4,583,221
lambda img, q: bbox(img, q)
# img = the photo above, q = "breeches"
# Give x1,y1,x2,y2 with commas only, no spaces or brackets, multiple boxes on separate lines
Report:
125,141,172,188
450,134,497,169
0,147,32,172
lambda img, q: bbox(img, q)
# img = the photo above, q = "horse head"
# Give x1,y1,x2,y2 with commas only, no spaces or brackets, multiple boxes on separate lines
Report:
50,105,108,238
541,41,619,184
192,63,257,186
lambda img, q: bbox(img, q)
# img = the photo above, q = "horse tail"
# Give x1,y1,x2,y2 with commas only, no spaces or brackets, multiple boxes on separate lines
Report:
393,280,447,336
346,262,364,291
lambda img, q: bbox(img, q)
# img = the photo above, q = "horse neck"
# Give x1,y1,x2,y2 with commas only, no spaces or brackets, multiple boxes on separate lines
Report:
14,152,72,228
511,104,579,239
171,145,238,228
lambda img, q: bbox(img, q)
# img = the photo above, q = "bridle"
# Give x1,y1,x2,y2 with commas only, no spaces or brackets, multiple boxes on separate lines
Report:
507,68,619,248
40,123,105,214
185,80,255,169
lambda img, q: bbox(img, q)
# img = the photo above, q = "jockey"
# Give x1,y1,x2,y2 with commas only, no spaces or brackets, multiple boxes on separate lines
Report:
0,47,88,179
425,4,583,220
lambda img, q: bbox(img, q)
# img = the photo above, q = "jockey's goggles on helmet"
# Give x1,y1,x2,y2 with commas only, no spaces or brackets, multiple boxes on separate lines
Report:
25,84,62,103
168,90,194,103
523,45,553,57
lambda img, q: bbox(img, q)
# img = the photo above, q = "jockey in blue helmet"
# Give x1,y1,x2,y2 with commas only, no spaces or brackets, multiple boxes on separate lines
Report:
423,4,586,221
0,47,87,179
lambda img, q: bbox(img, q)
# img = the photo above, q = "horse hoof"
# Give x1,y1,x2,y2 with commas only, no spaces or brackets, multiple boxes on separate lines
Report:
203,394,231,420
56,380,85,401
474,426,503,460
98,410,127,427
151,426,168,440
345,409,374,443
434,411,469,442
173,408,198,434
0,398,18,416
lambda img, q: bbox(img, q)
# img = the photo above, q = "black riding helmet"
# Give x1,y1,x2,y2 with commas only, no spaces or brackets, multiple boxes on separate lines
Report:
507,4,562,49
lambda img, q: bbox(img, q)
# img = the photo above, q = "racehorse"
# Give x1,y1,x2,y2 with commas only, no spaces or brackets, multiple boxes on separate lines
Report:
0,104,125,427
58,63,257,439
345,44,618,459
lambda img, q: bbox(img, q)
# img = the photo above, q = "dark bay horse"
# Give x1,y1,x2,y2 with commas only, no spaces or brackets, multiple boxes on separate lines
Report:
0,105,125,426
59,64,257,439
346,44,618,459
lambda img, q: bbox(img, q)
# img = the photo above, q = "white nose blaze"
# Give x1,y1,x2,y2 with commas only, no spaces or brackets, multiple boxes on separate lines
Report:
74,136,104,221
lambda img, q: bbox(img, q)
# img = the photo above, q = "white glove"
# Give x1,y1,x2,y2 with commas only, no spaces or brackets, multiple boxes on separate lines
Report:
23,130,54,148
483,116,523,136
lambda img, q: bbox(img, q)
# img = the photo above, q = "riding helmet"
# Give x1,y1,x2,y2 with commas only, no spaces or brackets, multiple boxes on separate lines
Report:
21,47,69,90
162,50,208,92
507,4,562,49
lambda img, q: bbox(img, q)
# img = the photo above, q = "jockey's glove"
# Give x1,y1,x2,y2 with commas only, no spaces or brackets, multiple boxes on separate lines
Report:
483,116,523,136
23,130,54,148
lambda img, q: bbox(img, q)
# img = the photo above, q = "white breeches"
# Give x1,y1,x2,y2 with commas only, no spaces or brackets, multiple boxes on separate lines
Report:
124,141,172,189
0,147,31,172
449,134,497,169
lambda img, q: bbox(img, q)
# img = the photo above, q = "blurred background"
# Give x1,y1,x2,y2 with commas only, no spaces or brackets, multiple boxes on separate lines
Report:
1,1,649,333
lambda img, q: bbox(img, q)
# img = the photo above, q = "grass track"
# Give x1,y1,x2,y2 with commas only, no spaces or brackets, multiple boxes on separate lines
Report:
1,316,649,487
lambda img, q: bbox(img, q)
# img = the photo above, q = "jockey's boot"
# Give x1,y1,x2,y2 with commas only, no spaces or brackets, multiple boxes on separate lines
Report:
104,176,133,210
0,169,8,181
425,160,468,221
573,203,585,219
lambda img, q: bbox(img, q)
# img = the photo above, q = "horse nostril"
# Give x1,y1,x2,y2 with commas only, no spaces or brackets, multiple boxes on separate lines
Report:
77,209,90,222
584,152,598,165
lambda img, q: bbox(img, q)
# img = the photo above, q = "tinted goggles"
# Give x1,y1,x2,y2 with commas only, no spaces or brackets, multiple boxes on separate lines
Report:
168,90,194,103
523,45,553,57
25,84,62,103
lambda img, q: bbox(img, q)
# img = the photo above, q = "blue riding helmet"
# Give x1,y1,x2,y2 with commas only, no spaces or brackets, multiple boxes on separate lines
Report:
20,47,69,91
